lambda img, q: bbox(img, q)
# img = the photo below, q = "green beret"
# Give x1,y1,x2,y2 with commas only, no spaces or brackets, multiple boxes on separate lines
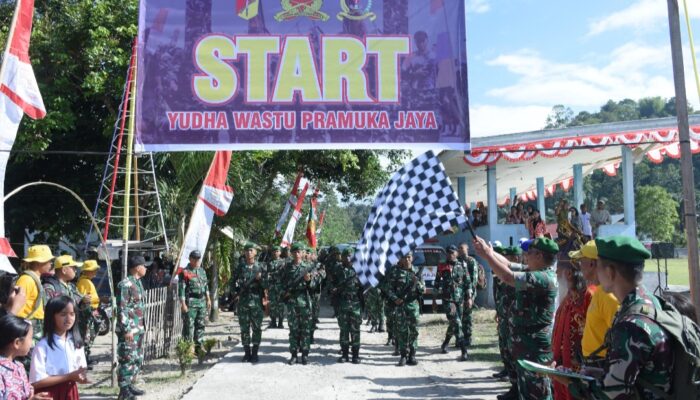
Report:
532,237,559,255
243,242,259,250
272,245,281,251
342,247,355,256
504,246,523,256
290,243,305,252
329,246,339,253
493,245,505,255
595,235,651,264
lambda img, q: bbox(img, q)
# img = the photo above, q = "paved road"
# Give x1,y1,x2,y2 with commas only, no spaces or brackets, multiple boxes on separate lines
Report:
183,314,507,400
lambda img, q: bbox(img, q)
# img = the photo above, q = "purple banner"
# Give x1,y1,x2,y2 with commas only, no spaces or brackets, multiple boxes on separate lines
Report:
136,0,470,151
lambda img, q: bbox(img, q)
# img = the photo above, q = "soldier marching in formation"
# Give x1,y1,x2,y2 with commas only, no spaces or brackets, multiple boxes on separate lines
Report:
117,255,147,400
434,245,470,361
266,245,285,329
457,242,479,347
331,247,363,363
178,250,211,354
281,243,317,365
230,242,266,363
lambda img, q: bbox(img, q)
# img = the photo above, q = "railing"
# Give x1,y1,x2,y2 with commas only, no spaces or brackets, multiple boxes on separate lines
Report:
141,286,183,361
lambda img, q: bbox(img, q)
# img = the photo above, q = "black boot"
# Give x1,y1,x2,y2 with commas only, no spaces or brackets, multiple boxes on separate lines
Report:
251,345,259,363
385,335,392,346
277,318,284,329
301,350,309,365
268,318,276,329
287,351,298,365
338,345,349,363
407,346,418,366
118,386,135,400
377,320,385,333
496,385,519,400
351,346,360,364
459,342,469,362
397,351,407,367
492,369,508,379
242,345,251,362
464,336,472,347
369,324,376,333
441,335,452,354
129,385,145,396
393,341,399,356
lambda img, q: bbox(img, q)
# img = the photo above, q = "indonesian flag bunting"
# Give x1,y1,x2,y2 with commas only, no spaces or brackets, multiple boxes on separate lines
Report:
274,171,303,237
315,209,326,237
175,151,233,273
0,0,45,273
305,188,319,249
280,182,309,248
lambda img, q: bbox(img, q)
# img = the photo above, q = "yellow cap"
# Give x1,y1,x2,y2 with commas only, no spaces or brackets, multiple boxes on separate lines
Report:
23,245,54,263
82,260,100,272
54,255,82,269
568,240,598,260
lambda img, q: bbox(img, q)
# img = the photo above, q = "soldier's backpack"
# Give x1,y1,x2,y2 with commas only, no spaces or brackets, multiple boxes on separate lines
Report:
629,295,700,400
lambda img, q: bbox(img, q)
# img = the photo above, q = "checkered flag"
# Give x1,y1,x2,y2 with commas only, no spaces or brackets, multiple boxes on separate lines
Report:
353,151,467,287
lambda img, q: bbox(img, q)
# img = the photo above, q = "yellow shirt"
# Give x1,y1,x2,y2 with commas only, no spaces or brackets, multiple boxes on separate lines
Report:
77,277,99,309
582,284,620,357
16,271,44,320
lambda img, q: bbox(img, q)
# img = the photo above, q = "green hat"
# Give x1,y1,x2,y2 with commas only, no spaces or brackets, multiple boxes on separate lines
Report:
329,245,339,253
531,237,559,255
290,243,305,252
504,246,523,256
595,235,651,264
271,245,281,251
243,242,259,251
342,247,355,257
493,245,505,255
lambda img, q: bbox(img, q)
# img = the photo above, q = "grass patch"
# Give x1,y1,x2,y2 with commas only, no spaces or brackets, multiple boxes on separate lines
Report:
644,258,691,286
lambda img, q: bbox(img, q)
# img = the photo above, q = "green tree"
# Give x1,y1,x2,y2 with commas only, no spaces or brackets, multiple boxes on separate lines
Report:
545,105,574,129
635,186,679,242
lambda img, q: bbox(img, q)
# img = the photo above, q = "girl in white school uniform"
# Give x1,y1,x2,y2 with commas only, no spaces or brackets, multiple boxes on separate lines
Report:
29,296,89,400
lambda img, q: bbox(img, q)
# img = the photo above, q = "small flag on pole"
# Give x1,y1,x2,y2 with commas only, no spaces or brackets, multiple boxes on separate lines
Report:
280,182,309,248
316,209,326,237
305,188,319,249
353,151,467,287
275,171,303,238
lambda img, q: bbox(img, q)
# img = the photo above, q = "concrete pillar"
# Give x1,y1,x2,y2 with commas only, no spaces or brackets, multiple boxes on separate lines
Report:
510,187,517,206
536,177,545,217
622,147,636,228
573,164,584,210
487,165,497,228
458,176,466,207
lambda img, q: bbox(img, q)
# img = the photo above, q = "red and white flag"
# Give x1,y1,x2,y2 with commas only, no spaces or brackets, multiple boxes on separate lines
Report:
315,209,326,237
280,182,309,248
0,0,45,273
176,152,233,272
274,171,303,237
305,188,319,249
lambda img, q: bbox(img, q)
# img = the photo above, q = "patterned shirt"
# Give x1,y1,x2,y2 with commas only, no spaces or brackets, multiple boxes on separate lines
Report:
434,259,470,303
0,357,31,400
117,275,145,335
178,265,209,302
511,263,557,334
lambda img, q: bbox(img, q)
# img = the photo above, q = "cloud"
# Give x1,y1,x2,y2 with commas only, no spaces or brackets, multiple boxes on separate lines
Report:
588,0,700,36
467,0,490,14
484,42,681,108
469,105,552,137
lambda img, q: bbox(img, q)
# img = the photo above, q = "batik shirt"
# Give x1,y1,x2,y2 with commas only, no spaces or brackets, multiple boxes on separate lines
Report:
0,357,31,400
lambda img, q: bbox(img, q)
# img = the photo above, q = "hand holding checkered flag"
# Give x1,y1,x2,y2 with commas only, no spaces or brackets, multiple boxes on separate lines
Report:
353,151,468,287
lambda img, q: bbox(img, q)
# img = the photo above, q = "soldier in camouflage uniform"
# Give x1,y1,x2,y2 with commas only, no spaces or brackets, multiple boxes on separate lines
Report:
385,252,425,367
458,242,479,347
266,246,285,329
231,242,266,363
325,246,342,319
365,286,385,333
434,245,470,361
117,255,147,400
306,250,326,343
332,247,363,364
378,271,398,355
281,243,316,365
474,237,558,400
178,250,211,354
566,236,672,400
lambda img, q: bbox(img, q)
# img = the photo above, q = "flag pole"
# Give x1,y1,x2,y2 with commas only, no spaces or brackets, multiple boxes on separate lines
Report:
122,44,138,282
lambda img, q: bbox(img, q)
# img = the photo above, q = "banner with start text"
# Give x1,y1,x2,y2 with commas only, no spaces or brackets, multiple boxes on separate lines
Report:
136,0,470,151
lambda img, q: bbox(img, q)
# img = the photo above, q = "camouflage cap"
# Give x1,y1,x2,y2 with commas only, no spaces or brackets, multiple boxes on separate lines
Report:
596,235,650,264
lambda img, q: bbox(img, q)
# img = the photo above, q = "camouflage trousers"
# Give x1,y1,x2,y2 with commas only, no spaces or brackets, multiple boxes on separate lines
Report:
182,299,207,348
338,298,361,347
461,302,474,344
79,310,98,360
366,290,385,327
118,331,144,388
268,286,285,321
385,302,396,339
237,301,264,346
312,292,321,324
497,314,517,383
511,331,553,400
395,301,420,352
287,299,313,353
444,301,465,344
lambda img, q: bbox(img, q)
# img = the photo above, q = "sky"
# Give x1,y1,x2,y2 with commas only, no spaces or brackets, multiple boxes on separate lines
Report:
465,0,700,137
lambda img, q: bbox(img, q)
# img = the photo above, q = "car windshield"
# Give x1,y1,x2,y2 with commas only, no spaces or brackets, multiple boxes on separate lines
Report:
413,249,446,266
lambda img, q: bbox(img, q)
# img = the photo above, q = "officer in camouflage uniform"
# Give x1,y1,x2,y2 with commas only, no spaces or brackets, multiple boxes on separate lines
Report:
282,243,316,365
566,236,672,400
117,255,147,400
378,270,398,355
325,246,342,318
385,252,425,367
434,245,470,361
365,286,385,333
178,250,211,353
332,247,363,364
231,242,266,363
306,249,326,343
266,245,285,329
458,242,479,347
474,236,558,400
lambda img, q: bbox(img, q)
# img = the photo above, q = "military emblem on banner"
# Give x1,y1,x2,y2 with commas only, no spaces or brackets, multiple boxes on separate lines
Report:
236,0,259,20
337,0,376,21
274,0,330,21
